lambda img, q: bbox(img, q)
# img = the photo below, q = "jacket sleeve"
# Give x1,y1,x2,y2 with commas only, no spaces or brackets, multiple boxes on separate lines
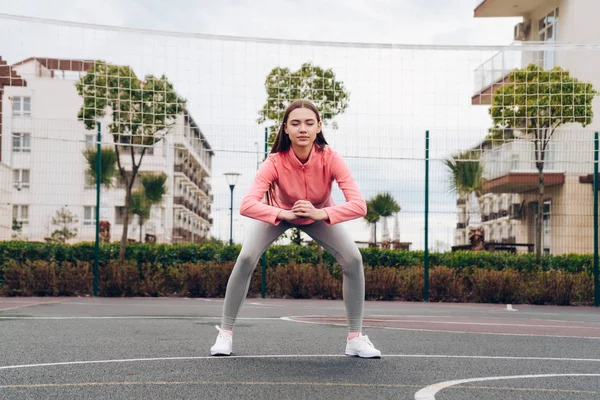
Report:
239,156,283,225
321,152,367,225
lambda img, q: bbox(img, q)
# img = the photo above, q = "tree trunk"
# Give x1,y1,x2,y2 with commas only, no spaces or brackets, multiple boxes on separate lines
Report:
536,164,545,259
373,222,377,247
139,217,144,243
119,187,132,262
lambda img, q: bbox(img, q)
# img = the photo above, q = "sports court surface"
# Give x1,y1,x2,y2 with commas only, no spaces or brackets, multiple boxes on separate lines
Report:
1,297,599,399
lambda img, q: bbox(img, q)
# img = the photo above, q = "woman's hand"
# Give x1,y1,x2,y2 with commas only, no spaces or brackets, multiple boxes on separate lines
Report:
291,200,329,221
277,210,299,222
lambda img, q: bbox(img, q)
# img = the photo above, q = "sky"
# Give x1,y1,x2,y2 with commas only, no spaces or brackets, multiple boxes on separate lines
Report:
0,0,522,249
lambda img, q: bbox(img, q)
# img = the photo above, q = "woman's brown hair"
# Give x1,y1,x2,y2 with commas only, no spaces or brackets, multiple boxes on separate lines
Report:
270,99,328,153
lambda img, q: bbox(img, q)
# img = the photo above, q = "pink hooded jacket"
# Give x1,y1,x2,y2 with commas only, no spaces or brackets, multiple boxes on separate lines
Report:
240,145,367,226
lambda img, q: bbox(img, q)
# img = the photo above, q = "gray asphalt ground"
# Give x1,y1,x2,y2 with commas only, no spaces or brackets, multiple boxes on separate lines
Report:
1,297,600,399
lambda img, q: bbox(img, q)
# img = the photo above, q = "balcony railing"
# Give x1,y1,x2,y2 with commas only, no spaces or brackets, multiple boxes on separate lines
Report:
473,43,551,96
174,196,212,223
480,140,560,182
174,163,211,197
473,49,521,96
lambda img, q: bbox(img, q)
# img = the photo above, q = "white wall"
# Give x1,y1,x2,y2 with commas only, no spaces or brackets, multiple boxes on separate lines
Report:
2,59,212,243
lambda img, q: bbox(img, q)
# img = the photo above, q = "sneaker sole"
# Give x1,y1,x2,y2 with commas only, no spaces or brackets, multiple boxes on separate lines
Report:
210,350,232,356
345,350,381,358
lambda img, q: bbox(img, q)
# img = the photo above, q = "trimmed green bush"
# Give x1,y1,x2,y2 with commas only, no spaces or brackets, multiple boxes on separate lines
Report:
0,241,595,305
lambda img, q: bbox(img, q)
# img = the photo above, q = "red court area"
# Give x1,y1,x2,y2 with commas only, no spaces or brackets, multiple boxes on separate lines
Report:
290,315,600,339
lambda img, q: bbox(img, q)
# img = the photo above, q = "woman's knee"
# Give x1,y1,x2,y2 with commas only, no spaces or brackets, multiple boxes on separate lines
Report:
234,248,261,274
341,247,363,276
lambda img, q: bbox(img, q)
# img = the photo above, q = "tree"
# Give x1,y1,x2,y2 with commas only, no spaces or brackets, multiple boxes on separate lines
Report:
46,207,78,243
258,62,350,244
130,189,150,242
371,192,401,244
363,193,401,247
12,219,23,239
130,173,167,242
363,200,380,246
489,63,597,257
444,149,485,234
77,61,186,261
257,62,350,146
444,150,484,198
83,147,118,188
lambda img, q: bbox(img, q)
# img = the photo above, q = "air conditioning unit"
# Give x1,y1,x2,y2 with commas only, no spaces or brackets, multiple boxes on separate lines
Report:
513,21,530,41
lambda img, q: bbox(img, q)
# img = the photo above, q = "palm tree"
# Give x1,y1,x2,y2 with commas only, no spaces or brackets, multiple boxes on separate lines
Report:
363,200,380,246
371,193,401,244
363,193,401,247
131,173,167,242
141,173,168,203
130,189,151,242
83,147,118,188
444,150,485,243
443,150,484,198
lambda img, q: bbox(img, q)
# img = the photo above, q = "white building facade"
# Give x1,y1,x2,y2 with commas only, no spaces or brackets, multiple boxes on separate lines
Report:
456,0,600,254
1,57,213,244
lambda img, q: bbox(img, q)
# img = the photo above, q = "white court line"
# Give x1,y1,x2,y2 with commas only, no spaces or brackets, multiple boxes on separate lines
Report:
25,301,277,308
2,354,600,371
414,373,600,400
0,317,279,320
281,317,600,340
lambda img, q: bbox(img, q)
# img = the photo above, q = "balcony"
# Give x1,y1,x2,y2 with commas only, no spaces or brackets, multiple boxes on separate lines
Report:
174,163,211,198
474,0,547,18
472,45,549,105
172,227,204,244
483,171,565,194
472,50,520,105
480,141,565,194
173,196,211,223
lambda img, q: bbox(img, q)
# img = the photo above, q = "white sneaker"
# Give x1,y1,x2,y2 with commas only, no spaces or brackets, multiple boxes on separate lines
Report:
345,334,381,358
210,325,232,356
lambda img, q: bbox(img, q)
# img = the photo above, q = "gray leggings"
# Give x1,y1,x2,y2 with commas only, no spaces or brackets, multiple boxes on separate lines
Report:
220,219,365,332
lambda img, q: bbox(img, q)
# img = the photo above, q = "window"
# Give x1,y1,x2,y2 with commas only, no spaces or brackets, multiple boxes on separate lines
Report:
13,169,30,190
13,205,29,224
84,206,96,226
538,8,559,69
12,133,31,153
11,96,31,117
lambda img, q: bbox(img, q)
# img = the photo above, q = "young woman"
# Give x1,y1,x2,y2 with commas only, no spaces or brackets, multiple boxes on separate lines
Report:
210,99,381,358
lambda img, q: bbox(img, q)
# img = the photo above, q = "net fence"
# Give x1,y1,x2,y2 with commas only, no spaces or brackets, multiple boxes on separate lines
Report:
1,13,599,255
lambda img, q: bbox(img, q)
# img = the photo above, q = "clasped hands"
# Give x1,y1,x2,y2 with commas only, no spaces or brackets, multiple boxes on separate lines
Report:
277,200,329,222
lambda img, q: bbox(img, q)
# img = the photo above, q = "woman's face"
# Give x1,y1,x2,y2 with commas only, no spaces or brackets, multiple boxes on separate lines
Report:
284,107,322,150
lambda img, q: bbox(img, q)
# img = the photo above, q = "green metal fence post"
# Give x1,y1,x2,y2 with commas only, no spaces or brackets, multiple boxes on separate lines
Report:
424,130,430,302
261,127,268,299
93,122,101,297
594,131,599,307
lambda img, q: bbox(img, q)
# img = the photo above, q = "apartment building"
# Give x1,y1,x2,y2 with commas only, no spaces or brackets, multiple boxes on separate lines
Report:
0,56,214,244
456,0,600,254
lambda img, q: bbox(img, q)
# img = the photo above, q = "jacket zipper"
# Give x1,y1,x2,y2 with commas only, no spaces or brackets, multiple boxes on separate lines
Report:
302,166,308,199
